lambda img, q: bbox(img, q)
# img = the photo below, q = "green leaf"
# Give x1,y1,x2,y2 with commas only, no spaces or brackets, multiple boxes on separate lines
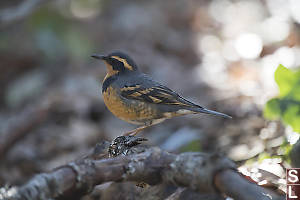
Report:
275,64,297,97
264,98,281,120
291,85,300,101
264,64,300,133
282,105,300,132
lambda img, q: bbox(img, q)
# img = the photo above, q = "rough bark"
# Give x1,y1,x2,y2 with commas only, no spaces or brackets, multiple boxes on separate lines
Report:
0,136,284,200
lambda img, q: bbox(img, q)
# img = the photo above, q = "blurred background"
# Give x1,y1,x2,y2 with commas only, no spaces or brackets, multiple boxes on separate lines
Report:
0,0,300,199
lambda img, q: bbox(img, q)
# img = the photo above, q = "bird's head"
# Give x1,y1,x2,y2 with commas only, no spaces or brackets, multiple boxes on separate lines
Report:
92,51,138,75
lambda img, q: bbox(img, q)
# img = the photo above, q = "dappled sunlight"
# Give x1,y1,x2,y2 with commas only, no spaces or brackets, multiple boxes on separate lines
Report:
235,33,263,59
0,0,299,198
70,0,101,19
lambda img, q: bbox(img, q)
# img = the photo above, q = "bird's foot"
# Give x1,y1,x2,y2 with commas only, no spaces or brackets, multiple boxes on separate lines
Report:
108,135,147,157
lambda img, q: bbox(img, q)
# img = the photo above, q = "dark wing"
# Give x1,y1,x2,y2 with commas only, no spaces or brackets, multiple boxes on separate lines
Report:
120,83,199,108
119,75,232,118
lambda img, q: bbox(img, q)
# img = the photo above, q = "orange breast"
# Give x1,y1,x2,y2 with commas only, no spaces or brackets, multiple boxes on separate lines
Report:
103,86,158,125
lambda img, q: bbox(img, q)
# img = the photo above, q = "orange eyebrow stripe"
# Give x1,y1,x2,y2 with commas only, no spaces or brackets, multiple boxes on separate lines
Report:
111,56,133,70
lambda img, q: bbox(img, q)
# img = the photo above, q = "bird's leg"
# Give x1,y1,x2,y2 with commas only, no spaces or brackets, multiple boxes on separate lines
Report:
123,124,152,136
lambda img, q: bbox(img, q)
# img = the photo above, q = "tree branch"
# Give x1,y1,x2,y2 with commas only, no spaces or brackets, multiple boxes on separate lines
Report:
0,136,284,200
215,169,282,200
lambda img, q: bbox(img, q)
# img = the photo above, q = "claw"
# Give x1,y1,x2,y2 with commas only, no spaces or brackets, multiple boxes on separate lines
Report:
108,135,148,157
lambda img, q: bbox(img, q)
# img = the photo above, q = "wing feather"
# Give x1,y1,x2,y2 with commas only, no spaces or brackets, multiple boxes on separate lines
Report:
120,83,197,107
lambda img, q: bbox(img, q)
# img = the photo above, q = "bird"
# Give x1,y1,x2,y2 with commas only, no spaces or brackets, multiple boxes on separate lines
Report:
92,51,231,136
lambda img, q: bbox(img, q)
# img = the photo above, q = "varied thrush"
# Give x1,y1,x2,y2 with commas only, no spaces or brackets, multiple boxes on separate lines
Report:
92,51,231,136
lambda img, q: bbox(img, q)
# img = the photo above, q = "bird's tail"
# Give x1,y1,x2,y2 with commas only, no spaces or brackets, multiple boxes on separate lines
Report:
190,107,232,119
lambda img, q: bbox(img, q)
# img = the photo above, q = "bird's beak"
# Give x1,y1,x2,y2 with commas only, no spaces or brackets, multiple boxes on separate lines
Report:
91,54,107,60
